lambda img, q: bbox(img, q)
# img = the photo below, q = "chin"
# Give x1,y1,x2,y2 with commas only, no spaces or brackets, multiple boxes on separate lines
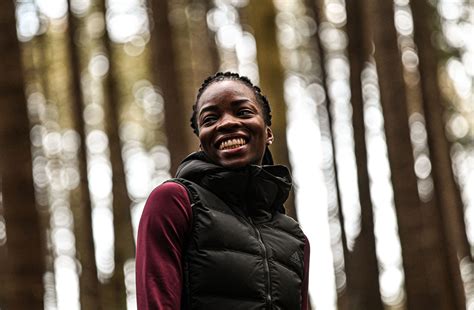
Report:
217,157,261,169
218,160,248,169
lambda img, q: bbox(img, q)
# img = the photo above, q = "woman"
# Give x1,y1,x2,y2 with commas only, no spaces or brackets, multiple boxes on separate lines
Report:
136,72,310,309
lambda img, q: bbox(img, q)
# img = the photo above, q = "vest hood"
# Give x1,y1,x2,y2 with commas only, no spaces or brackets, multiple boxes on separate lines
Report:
175,151,292,215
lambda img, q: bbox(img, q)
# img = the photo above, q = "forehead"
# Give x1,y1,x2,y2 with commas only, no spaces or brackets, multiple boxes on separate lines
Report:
197,80,258,110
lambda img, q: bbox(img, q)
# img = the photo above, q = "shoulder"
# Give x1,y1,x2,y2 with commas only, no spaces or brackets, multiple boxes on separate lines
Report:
142,181,192,222
304,234,310,252
146,181,190,205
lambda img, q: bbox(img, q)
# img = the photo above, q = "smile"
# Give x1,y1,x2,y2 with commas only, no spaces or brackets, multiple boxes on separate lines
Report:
218,138,247,150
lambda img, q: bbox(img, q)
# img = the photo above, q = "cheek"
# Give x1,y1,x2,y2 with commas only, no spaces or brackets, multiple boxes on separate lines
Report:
198,130,213,148
254,122,269,142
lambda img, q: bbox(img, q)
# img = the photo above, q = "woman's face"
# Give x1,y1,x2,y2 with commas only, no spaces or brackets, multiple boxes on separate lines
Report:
196,80,273,168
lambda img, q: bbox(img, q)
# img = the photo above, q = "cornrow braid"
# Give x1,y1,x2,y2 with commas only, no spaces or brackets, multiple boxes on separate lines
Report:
190,71,272,135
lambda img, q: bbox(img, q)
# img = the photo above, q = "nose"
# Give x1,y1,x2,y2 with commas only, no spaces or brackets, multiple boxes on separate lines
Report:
216,113,240,132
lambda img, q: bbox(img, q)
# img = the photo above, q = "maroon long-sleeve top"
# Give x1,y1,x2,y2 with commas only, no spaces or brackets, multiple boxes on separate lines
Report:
136,182,310,309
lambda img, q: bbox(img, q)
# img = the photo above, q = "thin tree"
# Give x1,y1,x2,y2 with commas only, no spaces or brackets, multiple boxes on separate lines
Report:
0,0,44,308
67,1,137,308
239,0,297,218
411,0,471,308
344,0,383,308
306,0,351,307
66,2,101,307
187,0,220,81
182,0,221,127
101,5,136,309
368,1,458,308
21,28,60,309
148,0,194,174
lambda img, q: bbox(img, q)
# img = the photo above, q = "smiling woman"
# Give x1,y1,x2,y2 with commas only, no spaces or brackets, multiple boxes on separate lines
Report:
135,72,310,309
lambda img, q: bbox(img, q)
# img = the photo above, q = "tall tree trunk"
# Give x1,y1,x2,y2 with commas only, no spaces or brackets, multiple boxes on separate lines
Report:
306,0,350,310
101,8,136,310
344,0,383,308
307,1,351,308
149,0,219,174
104,57,134,310
0,1,44,308
21,32,60,308
66,3,101,308
239,0,297,219
188,0,220,78
148,0,194,174
170,0,220,112
368,1,457,309
411,0,471,308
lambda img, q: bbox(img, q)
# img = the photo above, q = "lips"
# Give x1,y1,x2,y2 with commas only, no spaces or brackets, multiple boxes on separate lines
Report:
218,137,247,150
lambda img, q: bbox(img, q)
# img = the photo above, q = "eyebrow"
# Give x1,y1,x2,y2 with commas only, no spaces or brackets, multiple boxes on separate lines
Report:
198,98,253,116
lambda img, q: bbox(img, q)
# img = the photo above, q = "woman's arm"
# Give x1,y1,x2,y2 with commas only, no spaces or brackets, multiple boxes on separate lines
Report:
301,236,311,310
136,182,192,310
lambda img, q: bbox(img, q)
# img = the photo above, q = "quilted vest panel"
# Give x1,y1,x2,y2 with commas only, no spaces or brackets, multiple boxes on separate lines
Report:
173,179,306,310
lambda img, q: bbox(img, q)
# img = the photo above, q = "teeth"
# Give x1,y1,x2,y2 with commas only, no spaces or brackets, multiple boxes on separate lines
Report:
219,138,246,150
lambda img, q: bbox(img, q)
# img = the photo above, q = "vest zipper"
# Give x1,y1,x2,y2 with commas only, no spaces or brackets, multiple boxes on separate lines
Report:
249,218,272,309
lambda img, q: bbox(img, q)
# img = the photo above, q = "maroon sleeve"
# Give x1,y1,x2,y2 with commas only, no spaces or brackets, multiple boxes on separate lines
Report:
301,235,311,310
136,182,192,310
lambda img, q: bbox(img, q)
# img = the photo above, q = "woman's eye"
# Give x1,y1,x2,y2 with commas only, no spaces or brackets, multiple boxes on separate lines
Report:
202,115,217,125
238,109,253,117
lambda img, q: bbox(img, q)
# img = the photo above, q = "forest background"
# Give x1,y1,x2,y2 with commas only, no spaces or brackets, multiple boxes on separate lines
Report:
0,0,473,309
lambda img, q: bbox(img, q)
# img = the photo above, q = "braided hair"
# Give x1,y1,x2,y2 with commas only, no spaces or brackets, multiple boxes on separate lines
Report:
190,71,272,135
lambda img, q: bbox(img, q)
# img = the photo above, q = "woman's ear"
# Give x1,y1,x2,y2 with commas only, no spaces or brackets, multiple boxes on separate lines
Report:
266,127,274,145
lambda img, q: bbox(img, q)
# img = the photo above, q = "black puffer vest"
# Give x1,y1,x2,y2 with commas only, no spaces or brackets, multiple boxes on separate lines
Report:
172,152,306,310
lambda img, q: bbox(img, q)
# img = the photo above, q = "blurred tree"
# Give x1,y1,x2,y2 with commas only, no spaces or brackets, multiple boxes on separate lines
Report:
66,2,101,308
184,0,220,86
149,0,218,174
240,0,297,219
343,0,383,308
101,2,136,308
21,29,60,310
0,0,44,308
149,0,193,174
411,0,472,308
307,1,354,308
369,0,461,309
102,59,134,310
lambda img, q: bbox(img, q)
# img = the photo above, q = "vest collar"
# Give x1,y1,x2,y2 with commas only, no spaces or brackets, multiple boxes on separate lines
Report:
175,151,292,216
